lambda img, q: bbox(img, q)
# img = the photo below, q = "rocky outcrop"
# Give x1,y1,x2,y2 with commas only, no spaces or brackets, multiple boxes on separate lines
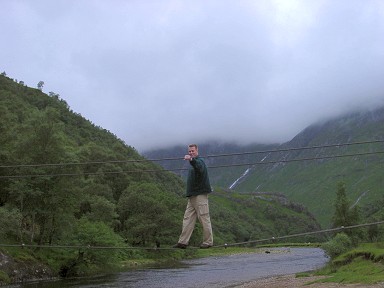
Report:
0,251,55,285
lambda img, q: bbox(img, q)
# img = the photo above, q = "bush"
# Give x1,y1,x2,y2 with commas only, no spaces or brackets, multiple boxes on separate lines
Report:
59,218,125,277
0,270,11,285
0,206,21,240
322,233,353,258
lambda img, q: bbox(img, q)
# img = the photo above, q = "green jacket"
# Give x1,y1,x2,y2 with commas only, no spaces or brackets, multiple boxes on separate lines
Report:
186,156,212,197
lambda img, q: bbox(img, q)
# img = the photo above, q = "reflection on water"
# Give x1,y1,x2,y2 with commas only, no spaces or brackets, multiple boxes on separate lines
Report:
10,248,329,288
14,274,119,288
10,262,195,288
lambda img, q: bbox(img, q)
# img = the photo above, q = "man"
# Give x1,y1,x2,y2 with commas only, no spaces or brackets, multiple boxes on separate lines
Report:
173,144,213,249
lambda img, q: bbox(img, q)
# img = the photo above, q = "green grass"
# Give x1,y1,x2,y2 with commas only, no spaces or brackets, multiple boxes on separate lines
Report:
0,270,10,284
317,257,384,284
331,242,384,265
309,242,384,285
235,150,384,228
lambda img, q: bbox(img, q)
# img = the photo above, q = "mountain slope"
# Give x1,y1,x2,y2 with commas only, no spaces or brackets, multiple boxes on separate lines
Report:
144,108,384,227
0,73,186,249
0,73,322,252
236,108,384,226
143,142,280,188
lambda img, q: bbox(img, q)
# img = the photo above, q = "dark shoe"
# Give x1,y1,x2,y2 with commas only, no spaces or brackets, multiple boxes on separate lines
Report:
199,243,212,249
173,243,187,249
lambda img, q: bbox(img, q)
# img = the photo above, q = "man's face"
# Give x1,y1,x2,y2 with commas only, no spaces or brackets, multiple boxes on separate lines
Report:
188,146,198,158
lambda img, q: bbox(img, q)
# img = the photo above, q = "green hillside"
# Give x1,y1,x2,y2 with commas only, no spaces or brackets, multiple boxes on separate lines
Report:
145,109,384,228
235,110,384,227
0,73,323,283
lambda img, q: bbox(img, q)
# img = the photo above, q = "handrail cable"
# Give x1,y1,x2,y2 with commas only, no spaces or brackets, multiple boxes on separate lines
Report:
0,220,383,251
0,139,383,169
214,220,384,248
1,150,383,179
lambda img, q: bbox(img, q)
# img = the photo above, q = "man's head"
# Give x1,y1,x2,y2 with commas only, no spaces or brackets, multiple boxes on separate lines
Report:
188,144,199,158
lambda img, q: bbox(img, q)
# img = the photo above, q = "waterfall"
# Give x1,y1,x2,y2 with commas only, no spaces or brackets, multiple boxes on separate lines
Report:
228,153,270,190
229,168,250,189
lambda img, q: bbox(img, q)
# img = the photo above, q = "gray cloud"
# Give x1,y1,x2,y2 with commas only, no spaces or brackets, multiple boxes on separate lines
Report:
1,0,384,151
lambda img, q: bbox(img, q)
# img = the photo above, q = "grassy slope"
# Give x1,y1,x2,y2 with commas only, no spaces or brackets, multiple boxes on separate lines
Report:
238,157,384,226
209,189,323,245
312,242,384,285
235,111,384,227
144,109,384,228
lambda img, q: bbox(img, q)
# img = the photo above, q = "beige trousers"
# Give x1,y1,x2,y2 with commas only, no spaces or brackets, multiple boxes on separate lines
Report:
178,194,213,246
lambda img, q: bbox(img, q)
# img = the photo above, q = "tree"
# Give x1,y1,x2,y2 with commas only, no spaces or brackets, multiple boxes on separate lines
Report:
80,194,119,227
0,206,22,241
8,108,81,244
117,182,181,246
37,81,44,91
332,182,360,238
61,217,124,277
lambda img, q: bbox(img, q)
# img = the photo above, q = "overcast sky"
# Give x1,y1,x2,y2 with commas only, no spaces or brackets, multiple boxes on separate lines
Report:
1,0,384,152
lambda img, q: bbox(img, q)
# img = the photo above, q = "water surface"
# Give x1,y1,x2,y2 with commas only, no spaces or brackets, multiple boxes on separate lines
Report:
13,247,328,288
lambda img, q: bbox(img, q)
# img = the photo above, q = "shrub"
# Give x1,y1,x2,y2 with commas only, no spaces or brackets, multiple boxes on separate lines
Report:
0,270,11,285
322,233,353,258
0,206,21,240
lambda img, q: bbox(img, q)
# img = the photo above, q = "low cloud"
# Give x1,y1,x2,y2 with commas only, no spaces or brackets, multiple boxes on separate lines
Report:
2,0,384,151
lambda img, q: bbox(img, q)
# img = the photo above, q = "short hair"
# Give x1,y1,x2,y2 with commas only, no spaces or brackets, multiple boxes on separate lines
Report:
188,144,198,150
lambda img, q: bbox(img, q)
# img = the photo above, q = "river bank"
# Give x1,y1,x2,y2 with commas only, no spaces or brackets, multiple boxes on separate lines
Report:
235,274,384,288
12,247,328,287
0,252,55,285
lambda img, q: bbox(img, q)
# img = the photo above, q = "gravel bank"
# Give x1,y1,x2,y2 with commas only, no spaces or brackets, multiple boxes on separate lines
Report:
235,274,384,288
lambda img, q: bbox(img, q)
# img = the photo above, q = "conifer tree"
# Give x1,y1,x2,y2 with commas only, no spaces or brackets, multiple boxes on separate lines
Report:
332,182,360,236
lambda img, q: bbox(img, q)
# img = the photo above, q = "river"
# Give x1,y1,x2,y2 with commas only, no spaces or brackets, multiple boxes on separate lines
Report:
12,247,328,288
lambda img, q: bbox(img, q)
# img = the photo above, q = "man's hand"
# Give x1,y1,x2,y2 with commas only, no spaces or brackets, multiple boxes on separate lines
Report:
184,155,193,161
